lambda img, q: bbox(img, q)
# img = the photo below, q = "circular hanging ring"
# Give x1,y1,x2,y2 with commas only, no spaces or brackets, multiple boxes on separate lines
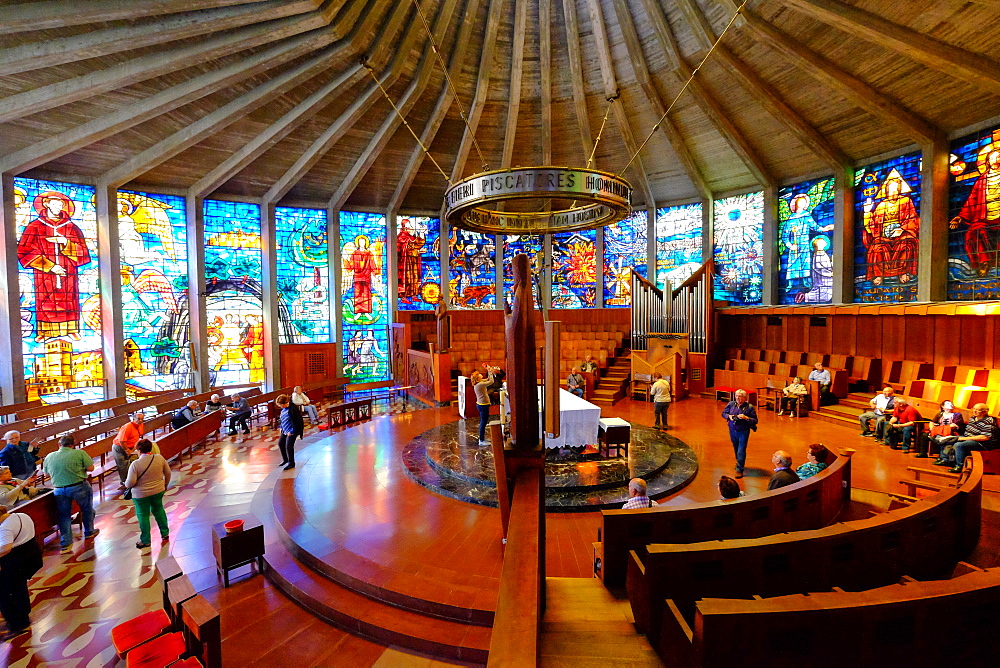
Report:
444,167,632,235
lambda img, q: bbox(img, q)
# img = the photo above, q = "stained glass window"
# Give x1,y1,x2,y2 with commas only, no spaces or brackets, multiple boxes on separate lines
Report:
276,206,330,343
604,211,648,307
853,152,921,303
948,126,1000,300
203,200,265,386
14,178,104,403
655,203,703,290
449,228,496,309
551,229,596,308
397,215,441,310
713,192,764,305
341,211,389,382
777,177,835,305
503,235,542,308
119,190,191,393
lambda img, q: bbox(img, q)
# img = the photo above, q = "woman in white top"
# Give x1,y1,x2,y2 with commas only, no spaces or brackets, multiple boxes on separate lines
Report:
291,386,320,424
0,503,38,640
125,439,172,550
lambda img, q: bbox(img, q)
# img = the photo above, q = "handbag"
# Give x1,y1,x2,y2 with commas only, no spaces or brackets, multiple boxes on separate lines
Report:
124,457,155,501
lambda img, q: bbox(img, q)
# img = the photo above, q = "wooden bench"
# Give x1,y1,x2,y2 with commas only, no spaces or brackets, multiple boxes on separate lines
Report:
16,399,83,422
112,391,186,416
0,399,41,421
598,449,855,588
20,416,85,449
65,397,128,421
154,412,224,462
662,562,1000,667
630,452,984,652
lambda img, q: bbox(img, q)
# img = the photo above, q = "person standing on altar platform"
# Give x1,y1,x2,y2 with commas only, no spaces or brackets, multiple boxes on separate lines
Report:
650,373,672,430
473,371,493,445
722,389,757,479
567,367,585,398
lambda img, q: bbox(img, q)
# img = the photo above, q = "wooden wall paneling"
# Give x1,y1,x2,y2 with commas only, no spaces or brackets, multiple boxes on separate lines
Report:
765,317,783,350
279,343,338,387
785,316,807,352
854,316,882,359
903,314,934,364
830,314,856,356
959,315,989,368
880,315,906,362
807,315,833,355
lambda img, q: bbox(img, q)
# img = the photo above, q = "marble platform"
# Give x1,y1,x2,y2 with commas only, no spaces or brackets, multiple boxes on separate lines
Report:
401,418,698,511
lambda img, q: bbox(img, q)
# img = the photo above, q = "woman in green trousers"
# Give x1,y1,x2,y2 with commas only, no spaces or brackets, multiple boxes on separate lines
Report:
125,439,172,550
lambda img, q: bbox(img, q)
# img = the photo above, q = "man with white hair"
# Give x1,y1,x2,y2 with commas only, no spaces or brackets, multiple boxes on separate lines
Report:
768,450,800,490
621,478,658,509
722,389,758,479
0,431,38,479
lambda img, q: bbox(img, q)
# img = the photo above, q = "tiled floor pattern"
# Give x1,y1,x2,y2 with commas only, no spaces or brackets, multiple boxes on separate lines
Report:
3,395,1000,666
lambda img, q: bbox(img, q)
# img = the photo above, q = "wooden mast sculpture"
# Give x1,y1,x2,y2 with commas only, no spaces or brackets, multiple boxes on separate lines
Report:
504,253,539,450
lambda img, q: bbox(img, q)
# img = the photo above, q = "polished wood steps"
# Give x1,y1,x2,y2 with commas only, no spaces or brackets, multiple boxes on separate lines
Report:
264,535,490,665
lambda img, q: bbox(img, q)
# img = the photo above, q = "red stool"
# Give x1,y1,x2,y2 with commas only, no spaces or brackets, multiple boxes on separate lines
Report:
125,632,186,668
112,609,172,658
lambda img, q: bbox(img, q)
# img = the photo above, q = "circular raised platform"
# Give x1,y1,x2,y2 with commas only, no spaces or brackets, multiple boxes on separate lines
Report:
402,417,698,511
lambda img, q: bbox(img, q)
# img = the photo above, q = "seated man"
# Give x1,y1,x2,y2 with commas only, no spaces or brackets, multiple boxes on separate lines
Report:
0,431,39,480
0,466,43,507
884,398,923,452
171,400,199,430
808,362,832,397
768,450,800,490
858,386,895,440
580,354,599,375
950,403,997,473
622,478,658,509
566,366,585,398
227,393,253,435
778,377,808,416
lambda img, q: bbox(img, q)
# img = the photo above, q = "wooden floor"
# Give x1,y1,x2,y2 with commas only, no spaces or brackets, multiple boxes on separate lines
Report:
3,394,1000,667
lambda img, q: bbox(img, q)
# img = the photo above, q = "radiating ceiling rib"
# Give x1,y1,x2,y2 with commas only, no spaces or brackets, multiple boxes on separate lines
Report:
742,10,944,145
188,1,387,197
386,0,486,212
583,0,655,205
261,0,431,205
501,0,531,169
328,0,463,209
667,0,847,172
540,0,553,166
0,9,331,125
0,0,274,34
449,0,506,182
667,0,773,187
0,1,320,76
561,0,595,164
782,0,1000,96
613,0,711,200
0,0,369,177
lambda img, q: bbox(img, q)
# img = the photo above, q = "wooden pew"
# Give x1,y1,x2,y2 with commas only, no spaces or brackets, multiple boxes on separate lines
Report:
20,416,85,448
663,564,1000,667
35,413,129,457
155,412,224,462
1,419,35,436
631,452,984,651
598,449,855,588
112,391,185,416
65,397,128,421
0,399,41,421
16,399,83,422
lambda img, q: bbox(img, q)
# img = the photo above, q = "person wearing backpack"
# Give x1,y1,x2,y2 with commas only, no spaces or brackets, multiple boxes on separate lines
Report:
125,439,172,550
0,502,43,641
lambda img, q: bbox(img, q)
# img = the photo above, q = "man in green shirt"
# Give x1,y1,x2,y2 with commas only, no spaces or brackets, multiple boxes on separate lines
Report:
42,435,99,554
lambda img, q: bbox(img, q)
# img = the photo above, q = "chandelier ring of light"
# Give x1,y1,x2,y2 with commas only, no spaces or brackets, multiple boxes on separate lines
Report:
444,167,633,235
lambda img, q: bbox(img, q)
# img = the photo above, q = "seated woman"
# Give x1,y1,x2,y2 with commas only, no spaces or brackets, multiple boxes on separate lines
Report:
795,443,830,480
0,466,43,507
291,385,320,425
929,400,965,463
777,377,809,416
205,394,225,412
719,475,744,500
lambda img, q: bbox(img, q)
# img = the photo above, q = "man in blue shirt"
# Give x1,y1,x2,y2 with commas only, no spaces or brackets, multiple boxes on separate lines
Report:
808,362,832,396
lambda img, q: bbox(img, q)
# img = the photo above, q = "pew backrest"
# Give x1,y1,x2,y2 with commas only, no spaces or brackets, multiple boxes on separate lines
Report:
16,399,83,421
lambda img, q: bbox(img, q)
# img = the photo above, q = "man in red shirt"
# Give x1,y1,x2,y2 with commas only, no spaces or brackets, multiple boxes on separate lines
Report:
885,398,922,453
112,413,145,487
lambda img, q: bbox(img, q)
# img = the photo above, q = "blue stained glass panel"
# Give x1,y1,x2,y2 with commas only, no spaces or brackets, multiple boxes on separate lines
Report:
449,229,496,309
777,177,835,304
713,192,764,305
604,211,648,307
14,178,104,403
947,126,1000,300
551,229,596,308
397,215,441,311
853,152,922,303
119,190,191,392
203,199,265,386
503,235,542,308
276,206,330,344
341,211,389,382
655,203,703,290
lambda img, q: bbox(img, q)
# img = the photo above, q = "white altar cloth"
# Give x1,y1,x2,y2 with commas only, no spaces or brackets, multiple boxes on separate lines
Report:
504,387,601,449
